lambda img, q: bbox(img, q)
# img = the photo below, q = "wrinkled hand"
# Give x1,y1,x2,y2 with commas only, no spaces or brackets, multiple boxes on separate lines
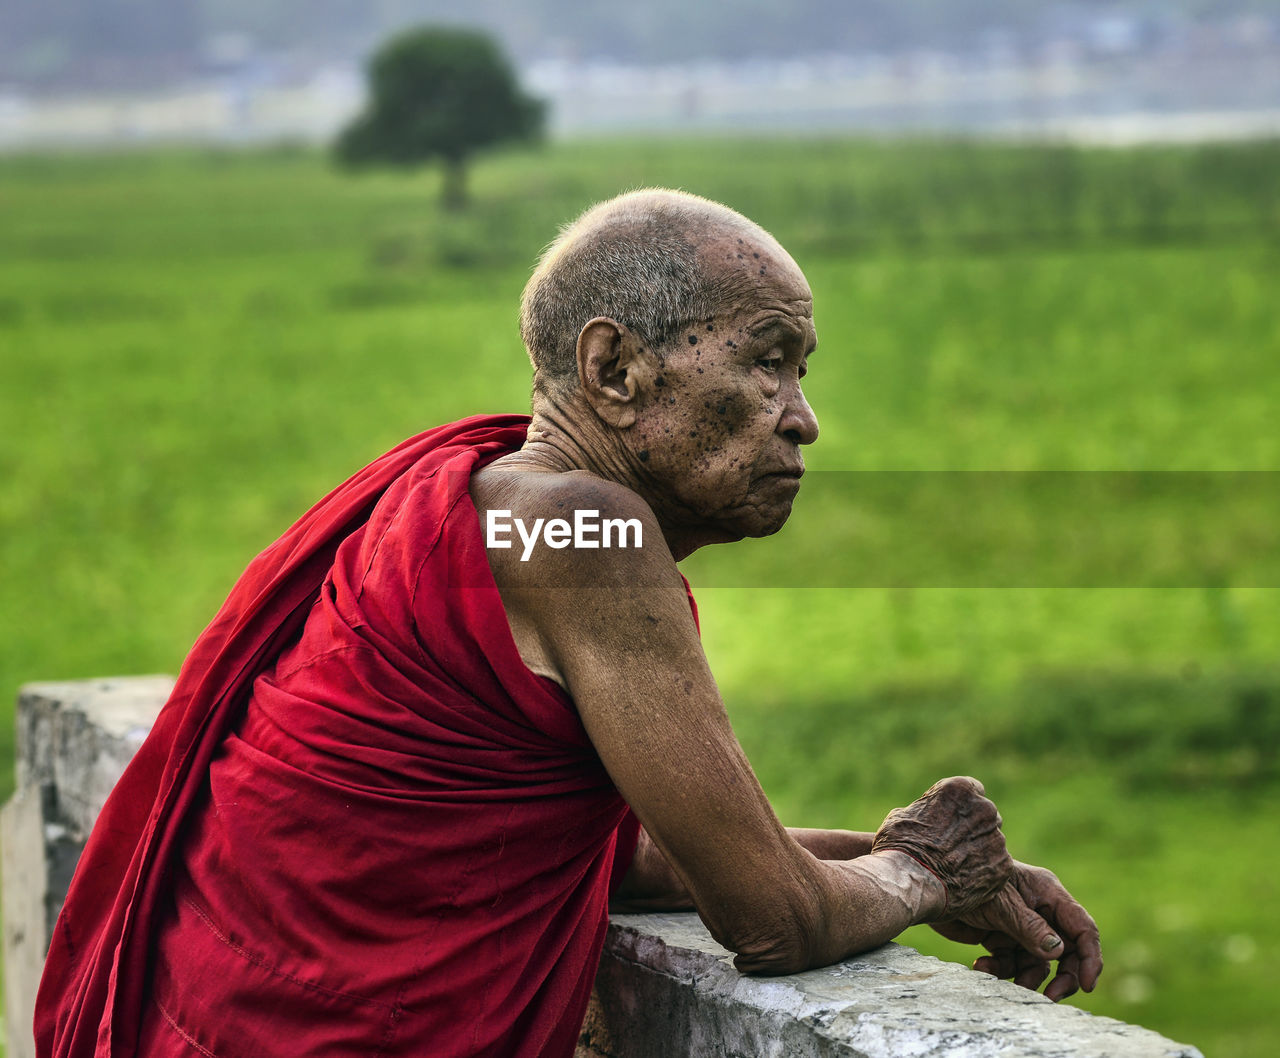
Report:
931,860,1103,1001
870,776,1012,919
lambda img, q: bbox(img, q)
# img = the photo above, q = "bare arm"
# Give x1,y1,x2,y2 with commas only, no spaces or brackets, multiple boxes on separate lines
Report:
611,826,873,913
476,473,1099,986
479,477,1007,974
614,800,1101,997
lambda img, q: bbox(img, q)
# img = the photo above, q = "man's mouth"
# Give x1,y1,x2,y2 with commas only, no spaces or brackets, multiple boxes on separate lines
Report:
757,468,804,492
761,465,805,480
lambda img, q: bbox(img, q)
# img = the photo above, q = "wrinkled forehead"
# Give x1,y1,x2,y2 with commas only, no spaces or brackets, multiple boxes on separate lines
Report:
699,226,814,324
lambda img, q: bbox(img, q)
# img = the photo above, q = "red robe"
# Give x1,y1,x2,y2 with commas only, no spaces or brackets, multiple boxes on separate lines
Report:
36,415,658,1057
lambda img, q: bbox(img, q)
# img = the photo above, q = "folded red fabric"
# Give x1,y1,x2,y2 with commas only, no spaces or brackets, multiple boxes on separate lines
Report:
38,414,642,1058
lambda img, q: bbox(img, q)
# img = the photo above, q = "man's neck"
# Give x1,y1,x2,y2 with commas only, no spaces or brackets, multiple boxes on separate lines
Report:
506,392,731,562
518,391,641,486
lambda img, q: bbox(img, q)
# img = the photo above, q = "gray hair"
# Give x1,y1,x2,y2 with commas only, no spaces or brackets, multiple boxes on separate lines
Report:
520,189,766,392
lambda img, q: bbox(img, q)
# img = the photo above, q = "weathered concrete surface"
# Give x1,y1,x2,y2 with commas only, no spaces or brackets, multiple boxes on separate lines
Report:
1,784,51,1058
14,677,172,838
2,677,171,1058
578,914,1204,1058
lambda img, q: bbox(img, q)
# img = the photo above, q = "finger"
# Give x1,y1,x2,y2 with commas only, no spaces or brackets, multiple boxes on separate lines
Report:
973,952,1013,978
1014,958,1052,992
978,931,1016,952
988,886,1065,961
1045,968,1080,1002
972,955,997,977
1078,945,1103,993
1064,914,1102,992
1037,897,1102,993
970,931,1017,977
931,921,988,945
1042,949,1082,1002
1016,866,1103,992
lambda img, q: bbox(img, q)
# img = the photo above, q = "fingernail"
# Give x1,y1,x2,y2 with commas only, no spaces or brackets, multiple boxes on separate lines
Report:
1041,934,1061,952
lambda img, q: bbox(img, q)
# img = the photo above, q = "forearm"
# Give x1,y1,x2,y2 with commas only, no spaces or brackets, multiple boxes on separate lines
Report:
613,821,944,973
808,850,946,967
788,827,874,861
611,826,876,913
726,848,945,974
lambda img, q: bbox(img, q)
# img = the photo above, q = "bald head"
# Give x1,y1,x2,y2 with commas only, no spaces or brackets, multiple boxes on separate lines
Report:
520,189,793,394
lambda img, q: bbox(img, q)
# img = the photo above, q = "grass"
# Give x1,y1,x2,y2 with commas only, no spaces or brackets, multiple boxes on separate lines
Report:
1,136,1278,1055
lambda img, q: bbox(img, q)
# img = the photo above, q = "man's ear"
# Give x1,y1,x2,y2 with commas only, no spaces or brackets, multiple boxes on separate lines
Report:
576,317,659,429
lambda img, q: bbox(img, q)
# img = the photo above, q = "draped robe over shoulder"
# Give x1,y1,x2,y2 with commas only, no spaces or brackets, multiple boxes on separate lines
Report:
36,415,665,1058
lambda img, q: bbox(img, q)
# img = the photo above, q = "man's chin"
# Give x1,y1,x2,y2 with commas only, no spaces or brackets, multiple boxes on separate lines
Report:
739,500,795,539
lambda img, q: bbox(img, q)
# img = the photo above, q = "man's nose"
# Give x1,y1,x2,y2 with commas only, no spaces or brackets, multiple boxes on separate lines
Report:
779,384,819,446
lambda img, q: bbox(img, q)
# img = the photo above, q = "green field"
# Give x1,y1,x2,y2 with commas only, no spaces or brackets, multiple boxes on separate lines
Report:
2,137,1278,1055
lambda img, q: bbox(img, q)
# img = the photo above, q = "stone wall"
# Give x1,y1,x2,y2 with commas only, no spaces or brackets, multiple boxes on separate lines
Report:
3,677,1204,1058
581,915,1202,1058
1,677,174,1058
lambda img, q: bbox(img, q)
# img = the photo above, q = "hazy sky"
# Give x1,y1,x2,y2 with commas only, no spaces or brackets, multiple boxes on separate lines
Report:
4,0,1279,90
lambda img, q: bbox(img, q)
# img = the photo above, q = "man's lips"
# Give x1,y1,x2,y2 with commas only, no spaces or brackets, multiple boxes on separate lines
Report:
757,465,805,486
760,465,805,479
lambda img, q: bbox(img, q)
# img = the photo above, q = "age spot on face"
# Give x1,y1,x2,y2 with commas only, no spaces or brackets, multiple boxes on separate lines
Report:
688,335,698,345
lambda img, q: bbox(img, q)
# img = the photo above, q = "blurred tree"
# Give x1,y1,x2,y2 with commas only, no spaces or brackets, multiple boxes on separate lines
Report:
335,26,544,209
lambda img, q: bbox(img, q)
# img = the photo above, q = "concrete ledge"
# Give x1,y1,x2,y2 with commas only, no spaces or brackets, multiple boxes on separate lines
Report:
580,913,1202,1057
4,678,1204,1058
13,676,172,838
2,677,172,1058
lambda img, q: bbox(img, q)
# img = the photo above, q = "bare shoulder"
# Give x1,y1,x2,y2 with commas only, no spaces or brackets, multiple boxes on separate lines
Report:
470,464,676,591
469,462,696,688
470,462,655,524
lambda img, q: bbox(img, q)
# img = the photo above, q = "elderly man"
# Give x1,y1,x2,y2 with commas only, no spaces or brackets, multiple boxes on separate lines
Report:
38,190,1100,1058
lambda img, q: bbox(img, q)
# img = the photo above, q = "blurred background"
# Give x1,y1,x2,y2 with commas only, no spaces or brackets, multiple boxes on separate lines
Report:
4,0,1280,145
2,1,1278,1055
